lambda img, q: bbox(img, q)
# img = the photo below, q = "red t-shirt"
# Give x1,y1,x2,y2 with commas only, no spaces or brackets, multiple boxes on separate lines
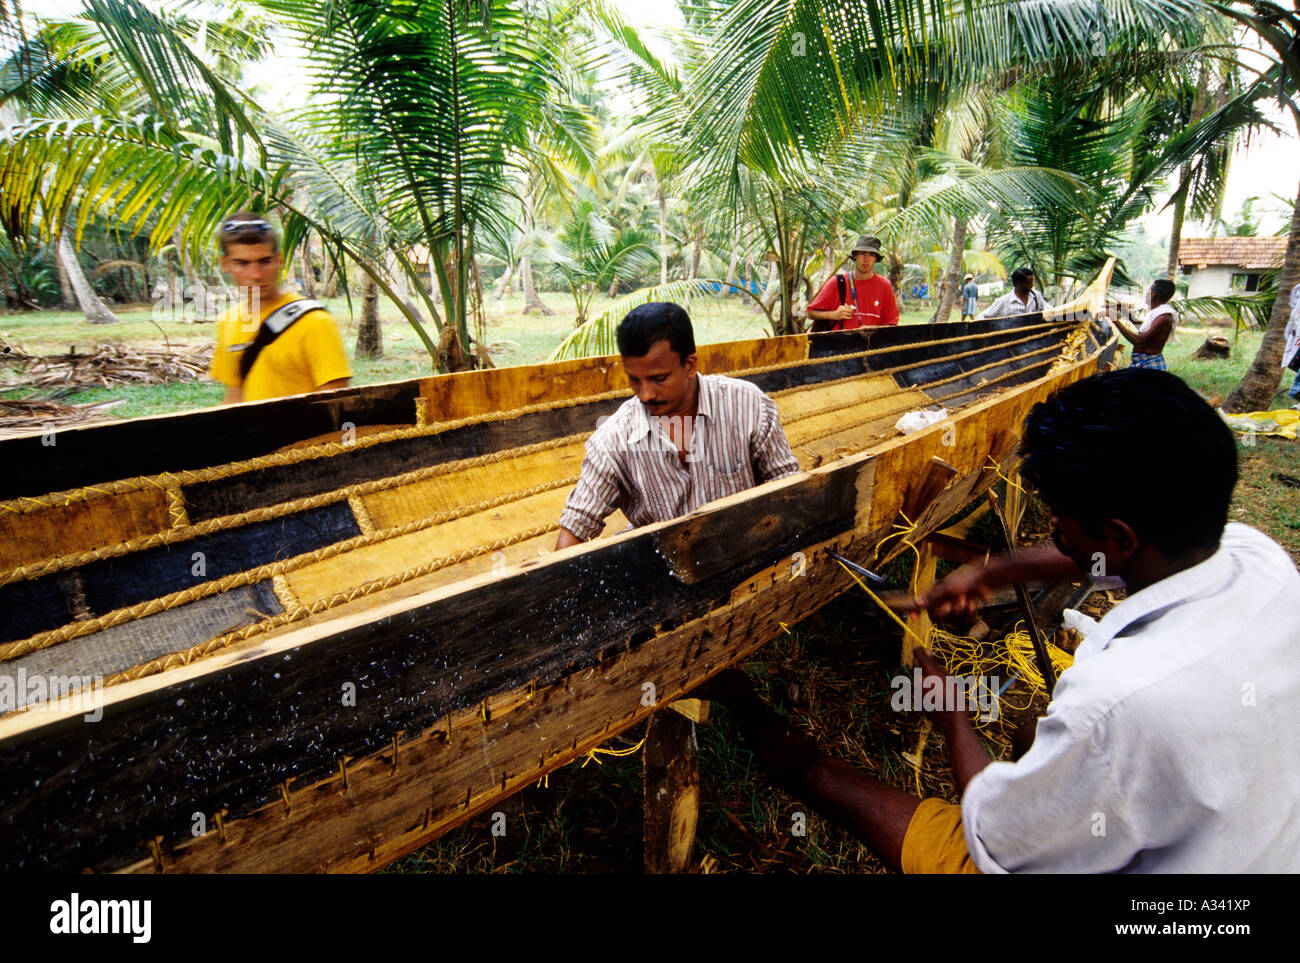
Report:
807,272,900,328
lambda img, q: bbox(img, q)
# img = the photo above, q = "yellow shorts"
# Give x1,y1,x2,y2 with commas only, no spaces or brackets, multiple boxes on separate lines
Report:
900,798,982,874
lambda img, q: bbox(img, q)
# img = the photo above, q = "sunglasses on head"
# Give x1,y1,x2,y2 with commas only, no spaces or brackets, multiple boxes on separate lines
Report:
220,219,272,235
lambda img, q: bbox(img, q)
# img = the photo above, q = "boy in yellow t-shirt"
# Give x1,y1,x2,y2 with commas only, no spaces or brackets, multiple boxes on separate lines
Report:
209,213,351,403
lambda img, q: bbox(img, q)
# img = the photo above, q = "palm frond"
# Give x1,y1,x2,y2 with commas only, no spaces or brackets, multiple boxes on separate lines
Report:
549,278,772,360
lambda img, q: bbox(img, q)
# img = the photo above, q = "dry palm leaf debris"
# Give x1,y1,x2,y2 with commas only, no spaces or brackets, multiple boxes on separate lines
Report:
0,397,122,434
0,342,209,389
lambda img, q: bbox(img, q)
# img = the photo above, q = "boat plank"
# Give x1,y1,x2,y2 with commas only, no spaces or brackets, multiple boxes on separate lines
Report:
0,457,865,871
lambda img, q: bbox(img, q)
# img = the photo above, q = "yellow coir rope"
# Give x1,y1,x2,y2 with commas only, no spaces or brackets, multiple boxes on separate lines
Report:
0,436,582,585
984,457,1027,496
0,320,1075,519
0,396,612,517
579,735,648,768
0,482,572,662
835,559,1074,722
92,521,562,691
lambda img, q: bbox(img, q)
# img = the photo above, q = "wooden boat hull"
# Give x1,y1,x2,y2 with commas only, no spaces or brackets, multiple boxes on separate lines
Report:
0,270,1116,872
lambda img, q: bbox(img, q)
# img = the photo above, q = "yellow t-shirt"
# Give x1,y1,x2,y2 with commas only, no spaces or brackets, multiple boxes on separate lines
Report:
210,292,352,402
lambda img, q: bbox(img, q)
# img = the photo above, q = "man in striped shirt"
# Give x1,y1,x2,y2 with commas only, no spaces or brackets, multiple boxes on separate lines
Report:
555,302,800,548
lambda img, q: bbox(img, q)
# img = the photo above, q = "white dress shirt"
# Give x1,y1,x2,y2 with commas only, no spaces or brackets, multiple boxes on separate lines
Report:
961,523,1300,873
977,288,1050,320
1283,284,1300,371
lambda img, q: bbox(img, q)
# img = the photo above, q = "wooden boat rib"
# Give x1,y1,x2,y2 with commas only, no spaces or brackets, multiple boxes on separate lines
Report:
0,263,1116,873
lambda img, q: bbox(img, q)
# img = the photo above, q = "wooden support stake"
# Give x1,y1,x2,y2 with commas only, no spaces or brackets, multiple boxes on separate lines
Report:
643,709,700,874
903,540,937,667
668,698,709,725
987,489,1057,695
925,530,990,566
1004,467,1025,540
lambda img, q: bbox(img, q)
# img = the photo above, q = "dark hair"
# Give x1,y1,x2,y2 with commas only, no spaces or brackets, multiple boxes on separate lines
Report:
1151,278,1176,304
1011,267,1035,286
1019,369,1237,557
616,302,696,362
218,212,279,254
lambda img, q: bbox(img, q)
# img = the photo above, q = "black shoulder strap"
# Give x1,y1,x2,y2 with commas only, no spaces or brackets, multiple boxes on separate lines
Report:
832,273,848,331
238,298,324,383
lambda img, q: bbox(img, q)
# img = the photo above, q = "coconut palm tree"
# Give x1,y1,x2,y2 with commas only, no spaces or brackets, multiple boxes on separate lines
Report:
1206,1,1300,411
0,0,600,368
676,0,1217,328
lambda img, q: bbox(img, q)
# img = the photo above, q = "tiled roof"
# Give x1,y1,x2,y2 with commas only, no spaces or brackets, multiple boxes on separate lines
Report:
1178,236,1287,270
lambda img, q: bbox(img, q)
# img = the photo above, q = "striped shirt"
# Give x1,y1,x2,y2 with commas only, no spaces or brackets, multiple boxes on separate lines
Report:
558,374,800,540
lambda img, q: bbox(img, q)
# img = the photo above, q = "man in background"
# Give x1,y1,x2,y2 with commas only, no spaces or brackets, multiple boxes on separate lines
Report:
1112,278,1177,371
805,236,900,331
961,273,979,322
209,213,351,404
1281,283,1299,402
978,267,1050,320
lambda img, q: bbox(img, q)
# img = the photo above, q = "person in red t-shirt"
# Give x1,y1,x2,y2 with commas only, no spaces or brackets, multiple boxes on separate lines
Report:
806,235,900,330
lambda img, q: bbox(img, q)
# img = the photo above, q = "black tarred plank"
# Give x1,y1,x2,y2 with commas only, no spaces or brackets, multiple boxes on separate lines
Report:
894,332,1064,391
0,460,865,872
78,503,360,615
184,356,878,523
181,396,629,522
1,582,283,698
0,575,75,646
2,381,421,503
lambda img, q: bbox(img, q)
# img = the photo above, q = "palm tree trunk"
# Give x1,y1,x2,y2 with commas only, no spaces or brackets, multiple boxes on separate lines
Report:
53,232,76,310
1167,69,1209,281
384,250,425,325
355,274,383,358
658,188,669,285
520,256,555,315
1166,183,1187,280
321,255,340,298
757,259,780,314
57,234,119,325
470,251,487,348
176,230,204,302
887,252,904,296
492,259,515,300
723,246,740,294
299,238,316,298
1223,178,1300,413
931,218,968,323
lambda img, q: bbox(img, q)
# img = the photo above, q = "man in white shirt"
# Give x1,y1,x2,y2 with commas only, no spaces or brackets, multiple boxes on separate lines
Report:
1282,283,1300,401
1112,278,1178,371
977,267,1050,320
696,369,1300,873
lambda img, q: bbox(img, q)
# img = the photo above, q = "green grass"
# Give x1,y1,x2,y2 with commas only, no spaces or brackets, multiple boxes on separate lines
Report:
0,292,935,419
1162,323,1300,564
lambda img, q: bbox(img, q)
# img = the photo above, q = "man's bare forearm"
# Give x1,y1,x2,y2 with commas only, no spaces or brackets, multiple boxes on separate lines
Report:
979,541,1083,588
555,527,583,550
1112,316,1141,345
936,710,995,794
